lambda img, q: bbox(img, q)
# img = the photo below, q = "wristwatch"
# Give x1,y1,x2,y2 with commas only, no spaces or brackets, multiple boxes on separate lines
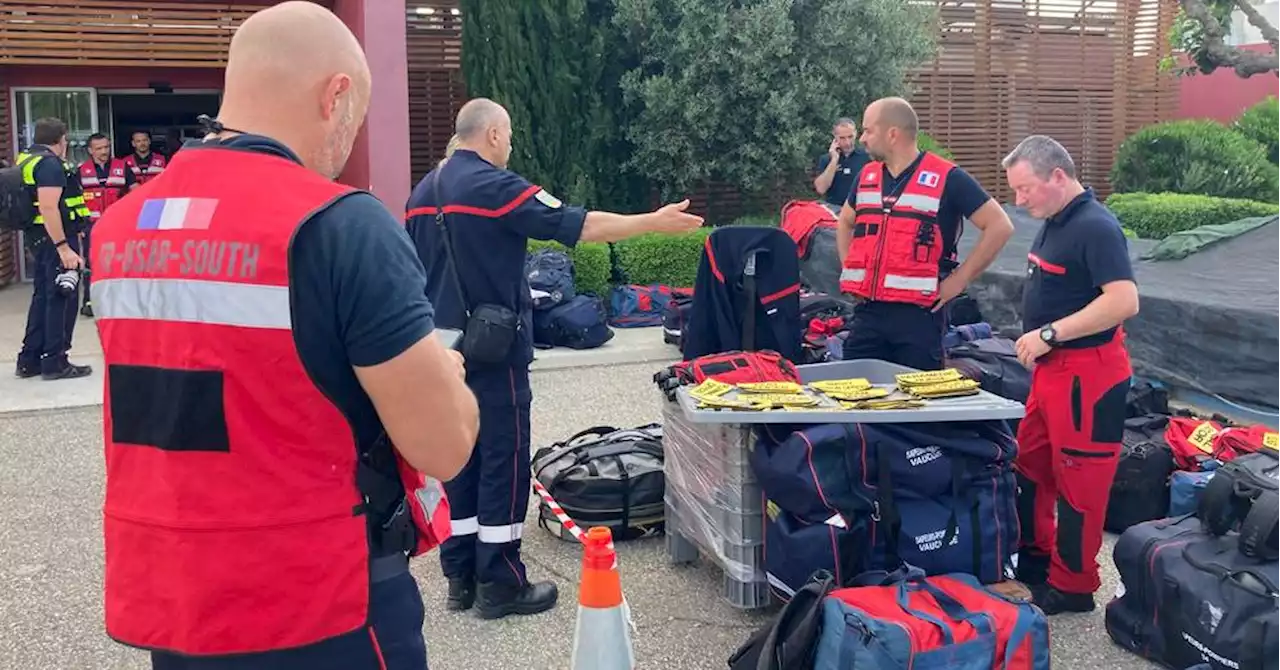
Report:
1039,324,1060,347
53,239,68,248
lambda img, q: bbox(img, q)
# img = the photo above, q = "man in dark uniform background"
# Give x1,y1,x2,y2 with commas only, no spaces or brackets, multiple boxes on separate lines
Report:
813,117,869,212
1003,134,1139,615
405,97,703,620
14,117,94,380
836,97,1014,370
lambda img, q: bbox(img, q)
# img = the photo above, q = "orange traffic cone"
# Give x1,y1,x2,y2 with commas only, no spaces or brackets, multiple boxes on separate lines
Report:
571,526,636,670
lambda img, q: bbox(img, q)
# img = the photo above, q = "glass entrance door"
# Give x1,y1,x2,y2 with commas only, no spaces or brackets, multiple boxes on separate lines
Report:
10,88,98,282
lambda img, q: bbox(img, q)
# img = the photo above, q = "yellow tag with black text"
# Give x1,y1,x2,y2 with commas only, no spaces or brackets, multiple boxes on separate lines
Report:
810,378,873,394
689,379,734,400
1263,432,1279,451
1187,422,1220,454
738,381,805,394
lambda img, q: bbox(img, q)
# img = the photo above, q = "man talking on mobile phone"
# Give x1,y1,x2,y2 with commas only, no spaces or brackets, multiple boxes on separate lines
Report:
813,117,870,212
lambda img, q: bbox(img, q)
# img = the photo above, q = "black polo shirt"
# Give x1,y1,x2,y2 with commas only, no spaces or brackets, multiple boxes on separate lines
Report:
1021,188,1135,348
404,149,587,379
865,151,992,261
816,147,870,207
184,134,437,455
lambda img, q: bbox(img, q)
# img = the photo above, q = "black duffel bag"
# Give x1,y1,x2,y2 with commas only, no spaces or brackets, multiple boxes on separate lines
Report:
531,424,665,541
1199,449,1280,561
1104,415,1178,534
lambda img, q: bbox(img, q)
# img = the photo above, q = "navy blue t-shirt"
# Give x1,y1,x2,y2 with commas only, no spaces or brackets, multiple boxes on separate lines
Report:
27,146,86,232
207,135,437,451
1021,189,1135,348
816,147,871,207
405,149,587,378
858,151,992,260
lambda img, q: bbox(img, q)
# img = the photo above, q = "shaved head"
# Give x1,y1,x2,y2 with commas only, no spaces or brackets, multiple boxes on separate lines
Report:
860,97,922,167
453,98,514,168
215,1,372,178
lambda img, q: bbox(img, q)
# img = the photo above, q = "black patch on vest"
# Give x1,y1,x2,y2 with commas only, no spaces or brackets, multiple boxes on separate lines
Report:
109,364,230,452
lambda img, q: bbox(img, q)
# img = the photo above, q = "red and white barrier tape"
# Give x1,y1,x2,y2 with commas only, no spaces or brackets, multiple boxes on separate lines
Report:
532,478,585,542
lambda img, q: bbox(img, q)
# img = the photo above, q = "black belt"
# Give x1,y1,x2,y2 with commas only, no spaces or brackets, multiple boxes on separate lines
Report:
370,552,410,583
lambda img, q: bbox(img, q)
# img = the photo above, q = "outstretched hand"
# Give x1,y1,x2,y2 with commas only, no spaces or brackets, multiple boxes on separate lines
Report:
652,199,705,234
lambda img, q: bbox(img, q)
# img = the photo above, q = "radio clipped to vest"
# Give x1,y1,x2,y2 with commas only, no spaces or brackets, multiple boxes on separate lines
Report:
358,431,453,557
432,172,520,365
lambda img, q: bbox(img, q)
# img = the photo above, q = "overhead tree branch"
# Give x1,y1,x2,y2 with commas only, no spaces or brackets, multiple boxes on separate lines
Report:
1178,0,1279,77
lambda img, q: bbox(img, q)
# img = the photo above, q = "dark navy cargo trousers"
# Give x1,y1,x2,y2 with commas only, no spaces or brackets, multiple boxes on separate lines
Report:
149,571,428,670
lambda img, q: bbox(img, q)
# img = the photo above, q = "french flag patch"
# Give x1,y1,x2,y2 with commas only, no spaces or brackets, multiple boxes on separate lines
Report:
917,171,940,188
136,198,218,231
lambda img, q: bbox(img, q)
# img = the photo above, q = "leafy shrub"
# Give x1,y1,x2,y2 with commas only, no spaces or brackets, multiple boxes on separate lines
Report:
1105,192,1279,239
613,228,713,288
526,240,612,297
1111,120,1278,202
729,213,780,227
1235,96,1279,165
919,132,953,161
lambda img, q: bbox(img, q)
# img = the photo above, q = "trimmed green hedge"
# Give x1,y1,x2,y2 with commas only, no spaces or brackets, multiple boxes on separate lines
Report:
1111,119,1278,201
527,240,612,297
1105,192,1279,239
1235,96,1279,165
613,228,712,288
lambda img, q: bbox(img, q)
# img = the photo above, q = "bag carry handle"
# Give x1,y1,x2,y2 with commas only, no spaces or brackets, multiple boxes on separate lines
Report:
756,570,836,670
1238,492,1280,562
895,579,994,645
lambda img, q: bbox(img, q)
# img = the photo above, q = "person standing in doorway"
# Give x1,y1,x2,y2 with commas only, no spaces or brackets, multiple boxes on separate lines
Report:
813,117,869,212
14,117,93,380
123,130,167,186
1003,135,1139,615
76,133,136,317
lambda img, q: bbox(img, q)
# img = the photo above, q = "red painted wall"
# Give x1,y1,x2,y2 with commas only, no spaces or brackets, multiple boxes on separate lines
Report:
1,65,224,90
1175,44,1279,122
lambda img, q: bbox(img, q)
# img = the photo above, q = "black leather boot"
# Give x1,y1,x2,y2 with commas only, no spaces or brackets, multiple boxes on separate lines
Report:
446,577,476,611
474,580,559,620
1014,549,1050,586
1030,583,1096,615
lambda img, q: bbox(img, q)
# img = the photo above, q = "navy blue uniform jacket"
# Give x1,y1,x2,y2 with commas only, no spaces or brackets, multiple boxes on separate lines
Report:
684,227,804,362
404,150,587,375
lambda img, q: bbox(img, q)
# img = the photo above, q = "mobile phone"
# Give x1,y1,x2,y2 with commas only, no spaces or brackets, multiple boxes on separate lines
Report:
434,328,464,351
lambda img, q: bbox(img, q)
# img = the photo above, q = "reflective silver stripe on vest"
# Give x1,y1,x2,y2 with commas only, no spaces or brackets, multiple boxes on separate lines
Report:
883,274,938,293
81,177,100,187
95,277,292,330
854,191,880,207
841,268,866,282
896,193,941,214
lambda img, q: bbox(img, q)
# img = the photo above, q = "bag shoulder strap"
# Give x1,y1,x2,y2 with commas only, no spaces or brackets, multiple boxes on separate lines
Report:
755,571,835,670
432,171,473,319
1239,491,1279,561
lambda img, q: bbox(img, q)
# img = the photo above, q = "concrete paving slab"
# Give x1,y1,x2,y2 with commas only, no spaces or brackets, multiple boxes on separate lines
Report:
0,362,1159,670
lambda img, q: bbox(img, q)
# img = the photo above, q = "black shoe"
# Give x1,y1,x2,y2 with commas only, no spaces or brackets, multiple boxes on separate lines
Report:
475,580,559,620
1030,583,1096,615
446,577,476,611
80,303,94,318
15,361,39,379
1014,549,1050,586
41,362,93,381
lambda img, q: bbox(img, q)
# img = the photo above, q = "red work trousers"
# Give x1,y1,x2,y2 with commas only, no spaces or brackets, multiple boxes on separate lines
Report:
1015,334,1132,594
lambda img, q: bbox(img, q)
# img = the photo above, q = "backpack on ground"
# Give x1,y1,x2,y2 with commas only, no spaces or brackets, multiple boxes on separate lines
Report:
947,337,1031,405
652,350,800,402
727,570,837,670
1169,467,1218,516
531,424,665,541
532,294,614,350
1104,414,1179,533
662,290,695,348
609,284,681,328
1106,515,1279,670
525,248,576,310
1198,449,1279,560
0,154,40,232
815,569,1051,670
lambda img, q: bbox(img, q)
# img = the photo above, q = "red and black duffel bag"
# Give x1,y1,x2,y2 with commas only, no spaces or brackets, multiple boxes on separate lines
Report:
653,349,800,401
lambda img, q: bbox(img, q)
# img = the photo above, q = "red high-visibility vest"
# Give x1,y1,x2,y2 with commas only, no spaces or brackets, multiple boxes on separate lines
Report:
123,152,167,185
840,151,956,307
78,158,128,220
91,145,451,657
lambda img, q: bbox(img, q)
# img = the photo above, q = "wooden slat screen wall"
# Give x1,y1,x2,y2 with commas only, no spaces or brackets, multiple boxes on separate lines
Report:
0,0,261,67
406,2,465,183
0,83,15,285
908,0,1177,201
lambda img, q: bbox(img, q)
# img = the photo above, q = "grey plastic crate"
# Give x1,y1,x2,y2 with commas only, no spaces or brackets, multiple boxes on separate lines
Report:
675,358,1025,424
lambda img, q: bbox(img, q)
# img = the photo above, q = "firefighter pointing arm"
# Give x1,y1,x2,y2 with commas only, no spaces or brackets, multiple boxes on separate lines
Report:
1003,135,1139,616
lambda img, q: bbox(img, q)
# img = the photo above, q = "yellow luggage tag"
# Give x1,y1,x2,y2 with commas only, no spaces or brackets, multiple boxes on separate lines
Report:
822,387,892,402
1264,432,1279,451
689,378,735,400
895,369,965,388
746,393,819,408
737,381,805,394
809,378,873,394
1186,422,1220,454
906,379,981,399
783,403,846,412
696,396,762,410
